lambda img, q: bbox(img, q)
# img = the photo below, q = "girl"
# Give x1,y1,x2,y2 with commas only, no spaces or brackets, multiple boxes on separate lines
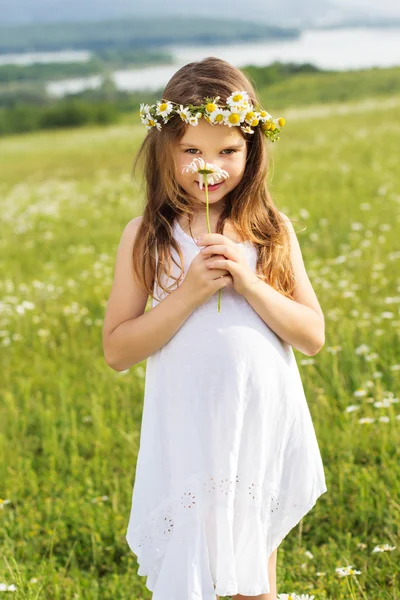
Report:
102,56,328,600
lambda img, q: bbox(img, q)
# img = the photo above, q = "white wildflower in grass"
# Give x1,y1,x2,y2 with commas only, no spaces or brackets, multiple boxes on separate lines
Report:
353,388,367,397
372,544,396,552
384,295,400,304
358,417,375,424
378,416,390,422
15,300,35,315
37,329,50,339
0,583,17,591
299,358,315,365
390,364,400,371
336,565,361,576
351,222,364,231
304,550,314,559
357,542,367,550
381,311,394,319
277,594,299,599
327,345,342,354
181,157,230,313
135,365,146,379
91,495,109,503
355,344,370,355
345,404,360,413
0,499,11,509
373,398,392,408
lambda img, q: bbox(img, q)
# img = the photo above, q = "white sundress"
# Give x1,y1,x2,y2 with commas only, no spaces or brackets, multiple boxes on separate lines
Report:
126,218,328,599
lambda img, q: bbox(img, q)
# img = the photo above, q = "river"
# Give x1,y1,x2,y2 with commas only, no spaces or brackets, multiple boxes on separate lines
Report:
2,26,400,97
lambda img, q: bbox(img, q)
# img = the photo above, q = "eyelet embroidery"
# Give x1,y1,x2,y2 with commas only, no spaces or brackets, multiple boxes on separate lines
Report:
248,481,261,501
181,490,196,509
134,472,288,552
219,477,234,496
154,513,174,538
203,475,216,493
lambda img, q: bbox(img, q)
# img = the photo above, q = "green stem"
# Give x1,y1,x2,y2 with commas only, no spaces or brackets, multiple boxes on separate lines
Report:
205,176,211,234
344,575,358,600
204,175,222,313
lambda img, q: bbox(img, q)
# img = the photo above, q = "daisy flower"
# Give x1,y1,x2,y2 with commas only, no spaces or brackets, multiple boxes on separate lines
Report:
155,100,174,120
181,157,230,313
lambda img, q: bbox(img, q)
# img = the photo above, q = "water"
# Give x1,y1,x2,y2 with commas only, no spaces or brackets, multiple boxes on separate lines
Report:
2,27,399,97
0,50,92,66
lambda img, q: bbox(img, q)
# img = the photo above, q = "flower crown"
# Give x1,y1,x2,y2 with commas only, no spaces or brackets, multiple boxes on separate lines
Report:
139,90,285,142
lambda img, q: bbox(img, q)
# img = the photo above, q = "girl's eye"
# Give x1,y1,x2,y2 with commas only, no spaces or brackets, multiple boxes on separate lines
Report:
185,149,236,155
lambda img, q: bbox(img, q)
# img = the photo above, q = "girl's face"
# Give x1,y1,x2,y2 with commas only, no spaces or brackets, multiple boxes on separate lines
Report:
174,118,248,209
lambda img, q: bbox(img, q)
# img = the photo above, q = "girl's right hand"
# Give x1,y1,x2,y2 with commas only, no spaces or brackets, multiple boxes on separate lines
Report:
180,250,233,307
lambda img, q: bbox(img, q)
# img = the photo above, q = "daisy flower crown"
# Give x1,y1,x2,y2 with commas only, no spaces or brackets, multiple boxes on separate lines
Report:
139,90,286,142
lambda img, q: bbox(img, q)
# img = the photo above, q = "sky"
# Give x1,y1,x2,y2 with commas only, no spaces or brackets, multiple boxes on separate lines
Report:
1,0,400,25
335,0,399,16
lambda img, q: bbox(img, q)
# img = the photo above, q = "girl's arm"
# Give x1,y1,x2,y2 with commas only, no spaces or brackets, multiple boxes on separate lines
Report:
243,212,325,356
102,216,198,371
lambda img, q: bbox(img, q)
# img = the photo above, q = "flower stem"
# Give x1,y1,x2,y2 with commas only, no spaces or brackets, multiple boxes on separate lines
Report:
204,175,221,313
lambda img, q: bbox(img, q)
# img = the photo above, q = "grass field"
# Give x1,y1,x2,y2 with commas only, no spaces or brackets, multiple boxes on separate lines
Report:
0,90,399,599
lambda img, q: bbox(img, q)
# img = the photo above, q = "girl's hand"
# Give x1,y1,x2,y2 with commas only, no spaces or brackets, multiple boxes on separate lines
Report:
179,237,233,308
198,233,260,296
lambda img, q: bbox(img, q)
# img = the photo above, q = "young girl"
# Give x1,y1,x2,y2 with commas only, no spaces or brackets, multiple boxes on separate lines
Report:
103,56,328,600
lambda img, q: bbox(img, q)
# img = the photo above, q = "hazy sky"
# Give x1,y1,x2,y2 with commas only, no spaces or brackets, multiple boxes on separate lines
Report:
1,0,400,25
336,0,400,15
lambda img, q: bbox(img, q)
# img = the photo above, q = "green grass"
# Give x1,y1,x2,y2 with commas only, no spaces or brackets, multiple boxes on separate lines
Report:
0,90,399,599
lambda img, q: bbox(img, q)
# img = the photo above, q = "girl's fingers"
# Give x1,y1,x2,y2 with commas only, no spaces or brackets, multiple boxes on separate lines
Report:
207,258,231,270
200,244,233,258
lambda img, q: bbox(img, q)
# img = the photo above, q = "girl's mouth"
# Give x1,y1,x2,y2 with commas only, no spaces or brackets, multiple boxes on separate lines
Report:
196,181,224,191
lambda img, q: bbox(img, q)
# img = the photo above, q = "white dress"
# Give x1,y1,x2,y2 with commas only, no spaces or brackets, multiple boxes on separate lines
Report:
126,219,328,599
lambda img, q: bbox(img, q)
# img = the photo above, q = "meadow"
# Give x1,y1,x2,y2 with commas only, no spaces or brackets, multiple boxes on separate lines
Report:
0,89,399,599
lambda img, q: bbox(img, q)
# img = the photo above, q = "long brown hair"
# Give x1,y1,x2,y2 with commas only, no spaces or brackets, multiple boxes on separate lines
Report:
131,56,296,302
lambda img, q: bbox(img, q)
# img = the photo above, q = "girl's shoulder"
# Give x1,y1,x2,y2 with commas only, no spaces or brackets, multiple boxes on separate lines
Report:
126,215,144,232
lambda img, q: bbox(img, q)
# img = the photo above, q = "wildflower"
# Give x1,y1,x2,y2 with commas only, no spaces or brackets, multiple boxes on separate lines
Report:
181,157,230,314
335,565,361,576
372,544,396,552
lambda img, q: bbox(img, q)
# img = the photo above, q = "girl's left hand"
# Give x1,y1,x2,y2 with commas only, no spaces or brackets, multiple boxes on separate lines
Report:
198,233,260,297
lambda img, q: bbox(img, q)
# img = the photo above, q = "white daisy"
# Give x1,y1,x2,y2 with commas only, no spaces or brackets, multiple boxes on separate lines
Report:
155,100,174,119
226,90,250,108
225,108,247,128
241,125,255,134
177,104,192,123
258,109,273,122
181,157,229,190
206,107,226,125
142,116,162,131
336,565,362,577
